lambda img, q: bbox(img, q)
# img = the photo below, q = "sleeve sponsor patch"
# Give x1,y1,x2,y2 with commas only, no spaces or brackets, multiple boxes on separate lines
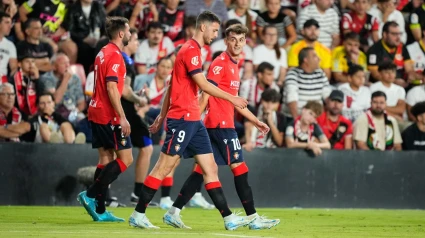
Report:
212,66,222,75
369,54,377,64
191,56,199,66
411,13,419,24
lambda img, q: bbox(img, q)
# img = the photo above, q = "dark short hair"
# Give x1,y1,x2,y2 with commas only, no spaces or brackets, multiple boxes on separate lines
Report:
225,24,248,37
147,21,164,32
212,51,223,61
371,91,387,100
344,32,360,42
304,101,323,116
105,16,129,40
37,92,55,104
382,21,399,33
225,19,242,29
24,18,41,31
158,57,172,66
298,47,314,66
257,62,274,74
130,28,138,35
262,24,277,35
378,61,397,72
261,88,281,103
348,64,364,76
196,11,221,29
411,101,425,118
303,19,320,29
0,11,10,22
184,16,197,29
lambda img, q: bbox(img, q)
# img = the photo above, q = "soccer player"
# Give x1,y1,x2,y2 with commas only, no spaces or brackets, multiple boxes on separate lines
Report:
129,11,252,230
163,24,281,230
77,16,133,222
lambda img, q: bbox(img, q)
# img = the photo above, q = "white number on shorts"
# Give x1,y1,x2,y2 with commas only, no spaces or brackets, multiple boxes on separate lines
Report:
177,130,186,143
231,138,241,150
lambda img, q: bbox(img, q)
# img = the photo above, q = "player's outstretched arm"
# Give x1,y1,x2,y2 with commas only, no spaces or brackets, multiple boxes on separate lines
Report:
235,106,270,135
149,79,172,133
107,81,130,136
199,91,210,113
191,73,247,109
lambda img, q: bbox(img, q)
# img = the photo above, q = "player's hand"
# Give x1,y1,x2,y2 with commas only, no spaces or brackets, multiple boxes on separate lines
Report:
149,115,164,134
255,120,270,135
231,96,248,109
120,117,131,137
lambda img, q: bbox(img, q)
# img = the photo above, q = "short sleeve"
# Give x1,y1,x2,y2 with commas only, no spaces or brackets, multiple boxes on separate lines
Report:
183,48,202,76
46,43,54,58
256,15,267,28
287,45,298,67
391,117,403,144
331,49,343,72
285,125,295,137
206,61,225,86
402,45,411,62
397,86,406,101
105,54,123,82
279,49,288,68
9,43,16,59
313,123,325,140
283,15,293,27
353,114,368,142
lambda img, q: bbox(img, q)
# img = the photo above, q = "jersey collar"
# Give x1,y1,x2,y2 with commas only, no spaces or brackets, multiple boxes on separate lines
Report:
225,51,238,64
381,40,397,54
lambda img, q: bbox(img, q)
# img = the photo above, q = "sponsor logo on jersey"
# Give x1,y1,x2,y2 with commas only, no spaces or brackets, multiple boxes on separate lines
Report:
213,66,222,75
191,56,199,66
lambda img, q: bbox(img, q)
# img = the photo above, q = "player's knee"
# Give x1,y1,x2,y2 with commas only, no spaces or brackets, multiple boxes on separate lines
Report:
202,162,218,176
231,162,249,176
140,145,153,156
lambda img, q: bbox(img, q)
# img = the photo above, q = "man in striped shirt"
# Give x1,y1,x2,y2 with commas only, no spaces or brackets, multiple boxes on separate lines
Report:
283,47,332,119
297,0,340,49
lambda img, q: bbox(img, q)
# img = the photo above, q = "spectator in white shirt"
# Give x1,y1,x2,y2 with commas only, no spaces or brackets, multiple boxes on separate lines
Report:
0,12,17,79
253,25,287,86
227,0,258,46
297,0,340,49
368,0,407,43
135,21,175,74
406,85,425,121
370,61,406,121
338,64,371,122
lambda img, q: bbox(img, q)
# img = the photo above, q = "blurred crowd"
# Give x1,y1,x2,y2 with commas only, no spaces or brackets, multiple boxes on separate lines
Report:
1,0,425,154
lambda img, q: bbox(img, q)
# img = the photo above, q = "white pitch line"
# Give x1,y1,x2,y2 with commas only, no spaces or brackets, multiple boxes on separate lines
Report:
212,233,274,238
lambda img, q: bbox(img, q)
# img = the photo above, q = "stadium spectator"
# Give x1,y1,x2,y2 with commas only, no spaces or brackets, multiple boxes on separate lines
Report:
183,0,228,25
0,12,17,79
0,82,30,142
16,19,54,75
368,0,407,43
244,88,286,151
108,0,134,19
252,25,287,86
332,33,367,84
135,21,175,74
239,62,279,112
297,0,340,49
133,57,173,121
256,0,296,49
341,0,380,52
317,90,354,150
406,85,425,121
283,47,331,119
370,62,406,121
62,0,107,74
39,53,85,123
405,27,425,87
353,91,402,151
288,19,332,79
20,92,86,144
227,0,258,46
338,64,371,122
366,21,415,87
406,1,425,44
158,0,185,43
402,101,425,150
285,100,331,156
10,54,39,117
129,0,158,38
18,0,78,63
210,19,254,80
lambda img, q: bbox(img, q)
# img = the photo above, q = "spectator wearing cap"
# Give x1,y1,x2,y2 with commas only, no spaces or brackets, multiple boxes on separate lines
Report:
283,47,331,120
402,101,425,150
338,64,371,122
317,90,354,150
297,0,340,49
332,33,368,84
353,91,402,151
9,53,39,117
287,19,332,79
135,22,175,75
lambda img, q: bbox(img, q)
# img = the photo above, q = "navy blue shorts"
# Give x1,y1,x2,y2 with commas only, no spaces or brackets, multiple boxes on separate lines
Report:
91,122,132,150
207,128,244,165
161,118,213,158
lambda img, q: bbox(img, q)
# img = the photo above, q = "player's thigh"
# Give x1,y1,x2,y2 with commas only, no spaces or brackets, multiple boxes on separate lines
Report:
98,147,114,165
161,118,197,157
150,152,181,179
184,121,213,159
208,128,244,166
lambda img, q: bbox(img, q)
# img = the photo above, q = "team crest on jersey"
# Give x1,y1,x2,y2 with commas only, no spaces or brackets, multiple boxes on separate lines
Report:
175,144,181,152
234,152,239,160
121,138,127,146
191,56,199,66
213,66,222,75
223,139,227,144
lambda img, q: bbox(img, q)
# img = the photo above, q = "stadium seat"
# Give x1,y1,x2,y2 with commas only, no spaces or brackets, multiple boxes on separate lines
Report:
69,64,87,88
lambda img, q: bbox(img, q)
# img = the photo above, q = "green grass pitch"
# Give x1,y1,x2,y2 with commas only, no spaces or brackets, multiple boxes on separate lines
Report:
0,206,424,238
